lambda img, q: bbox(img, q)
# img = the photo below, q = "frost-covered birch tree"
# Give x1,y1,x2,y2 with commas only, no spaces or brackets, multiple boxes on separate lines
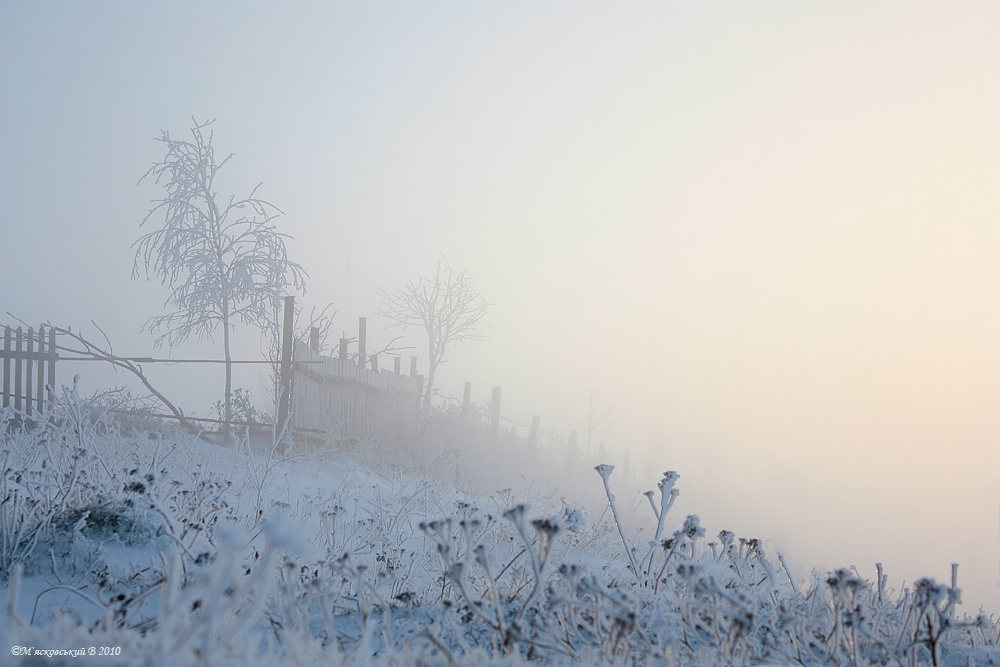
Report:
132,118,306,440
378,259,488,407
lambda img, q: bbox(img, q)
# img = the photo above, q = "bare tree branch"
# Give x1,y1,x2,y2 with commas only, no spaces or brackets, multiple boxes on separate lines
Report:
50,325,203,438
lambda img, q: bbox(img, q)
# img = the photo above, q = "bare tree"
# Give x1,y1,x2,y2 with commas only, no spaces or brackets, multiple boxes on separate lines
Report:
378,259,489,407
133,118,306,441
566,389,619,457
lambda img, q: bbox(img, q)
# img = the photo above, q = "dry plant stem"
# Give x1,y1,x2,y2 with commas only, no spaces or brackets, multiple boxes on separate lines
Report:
654,541,682,595
447,563,504,645
31,585,108,626
876,562,885,606
476,549,505,634
644,491,659,520
653,481,677,545
778,552,798,592
595,465,640,582
505,510,544,623
642,473,679,581
0,486,51,573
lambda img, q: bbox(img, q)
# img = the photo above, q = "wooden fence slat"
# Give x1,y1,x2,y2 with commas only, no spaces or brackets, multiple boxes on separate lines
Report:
2,326,10,408
36,326,46,413
358,317,366,379
277,296,295,436
47,327,56,404
25,327,34,416
13,327,22,413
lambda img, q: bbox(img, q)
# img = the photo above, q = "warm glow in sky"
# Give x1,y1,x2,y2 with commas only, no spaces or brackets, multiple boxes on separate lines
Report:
2,2,998,611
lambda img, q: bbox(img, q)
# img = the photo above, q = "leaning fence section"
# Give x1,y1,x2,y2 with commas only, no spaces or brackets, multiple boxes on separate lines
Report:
290,339,421,444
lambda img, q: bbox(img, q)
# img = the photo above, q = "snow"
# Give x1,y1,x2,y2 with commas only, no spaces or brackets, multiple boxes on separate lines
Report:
2,399,998,666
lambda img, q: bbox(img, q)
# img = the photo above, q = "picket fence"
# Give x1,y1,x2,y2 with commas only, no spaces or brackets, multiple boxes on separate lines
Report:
1,325,57,417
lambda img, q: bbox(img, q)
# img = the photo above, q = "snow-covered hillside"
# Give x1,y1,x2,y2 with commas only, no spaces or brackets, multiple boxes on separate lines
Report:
2,387,998,666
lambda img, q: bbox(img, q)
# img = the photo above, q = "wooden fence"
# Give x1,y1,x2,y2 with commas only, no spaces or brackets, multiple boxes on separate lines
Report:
0,311,632,483
290,332,422,444
435,382,634,482
1,325,58,417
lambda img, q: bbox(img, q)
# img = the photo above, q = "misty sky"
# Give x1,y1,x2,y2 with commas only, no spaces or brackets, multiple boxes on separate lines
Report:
2,3,998,611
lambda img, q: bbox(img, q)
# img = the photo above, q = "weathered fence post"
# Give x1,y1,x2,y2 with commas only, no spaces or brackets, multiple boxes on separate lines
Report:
462,382,472,420
358,317,367,379
47,327,56,405
409,356,417,377
393,356,400,376
309,327,320,353
277,296,295,439
567,430,578,470
488,386,502,438
528,416,540,452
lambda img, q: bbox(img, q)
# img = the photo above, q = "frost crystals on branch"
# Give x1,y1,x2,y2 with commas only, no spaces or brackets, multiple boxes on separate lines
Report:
132,118,306,441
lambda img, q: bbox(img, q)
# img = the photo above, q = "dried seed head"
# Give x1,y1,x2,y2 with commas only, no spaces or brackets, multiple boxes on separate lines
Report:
594,464,615,481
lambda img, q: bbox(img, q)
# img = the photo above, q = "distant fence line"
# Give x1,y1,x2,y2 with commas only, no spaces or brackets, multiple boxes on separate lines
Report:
431,383,633,481
2,308,631,481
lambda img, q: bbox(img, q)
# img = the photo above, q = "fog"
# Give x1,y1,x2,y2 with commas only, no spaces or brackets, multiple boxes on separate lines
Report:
2,2,998,612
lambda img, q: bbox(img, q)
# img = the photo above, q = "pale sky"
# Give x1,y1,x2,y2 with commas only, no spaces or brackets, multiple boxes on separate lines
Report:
2,2,998,611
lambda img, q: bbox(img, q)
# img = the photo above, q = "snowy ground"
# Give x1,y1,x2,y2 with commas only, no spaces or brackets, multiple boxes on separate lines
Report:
2,391,999,666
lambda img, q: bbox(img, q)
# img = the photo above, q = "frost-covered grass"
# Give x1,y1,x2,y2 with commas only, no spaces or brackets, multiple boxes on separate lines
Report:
2,388,999,666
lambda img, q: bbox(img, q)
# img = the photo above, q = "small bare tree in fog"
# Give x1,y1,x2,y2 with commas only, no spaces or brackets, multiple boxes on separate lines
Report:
378,259,488,407
567,389,619,457
133,118,306,441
